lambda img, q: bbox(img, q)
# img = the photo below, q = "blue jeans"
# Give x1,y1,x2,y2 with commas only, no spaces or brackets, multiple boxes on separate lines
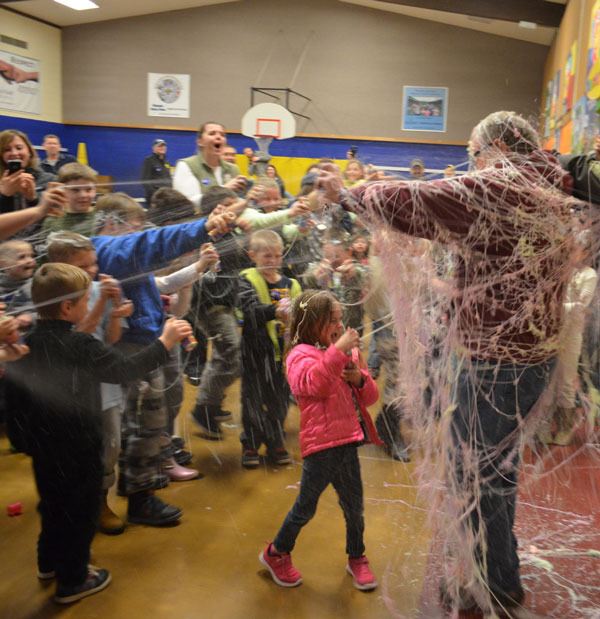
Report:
274,443,365,557
451,359,553,596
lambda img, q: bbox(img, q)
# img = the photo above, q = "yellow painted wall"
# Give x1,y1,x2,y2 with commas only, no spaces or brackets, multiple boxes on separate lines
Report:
235,155,348,196
0,8,62,122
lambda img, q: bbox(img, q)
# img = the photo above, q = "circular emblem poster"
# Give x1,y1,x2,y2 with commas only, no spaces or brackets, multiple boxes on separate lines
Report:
148,72,190,118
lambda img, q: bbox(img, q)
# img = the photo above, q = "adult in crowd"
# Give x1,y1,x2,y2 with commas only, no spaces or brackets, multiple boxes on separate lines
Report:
222,145,238,164
173,122,246,208
318,111,578,616
265,163,287,198
140,139,172,206
40,134,77,175
0,130,56,215
409,157,426,179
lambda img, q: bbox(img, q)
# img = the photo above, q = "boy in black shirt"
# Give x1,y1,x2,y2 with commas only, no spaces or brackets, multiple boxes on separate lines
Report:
6,263,192,604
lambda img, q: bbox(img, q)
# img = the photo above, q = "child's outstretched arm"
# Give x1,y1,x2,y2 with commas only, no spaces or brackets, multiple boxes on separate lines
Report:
76,318,192,384
155,243,219,294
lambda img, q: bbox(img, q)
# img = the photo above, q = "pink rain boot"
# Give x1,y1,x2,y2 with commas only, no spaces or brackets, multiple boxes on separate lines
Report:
164,458,201,481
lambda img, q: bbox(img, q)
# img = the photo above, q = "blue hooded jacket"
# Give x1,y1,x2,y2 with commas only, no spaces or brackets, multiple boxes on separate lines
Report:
92,219,210,344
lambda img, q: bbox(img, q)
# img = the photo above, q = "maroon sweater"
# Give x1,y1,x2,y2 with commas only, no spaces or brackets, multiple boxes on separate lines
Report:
345,151,579,363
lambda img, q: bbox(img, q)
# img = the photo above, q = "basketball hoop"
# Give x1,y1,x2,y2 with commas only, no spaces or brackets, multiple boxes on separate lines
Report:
242,103,296,157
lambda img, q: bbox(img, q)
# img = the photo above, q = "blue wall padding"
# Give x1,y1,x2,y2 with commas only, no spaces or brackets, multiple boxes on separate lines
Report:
1,114,468,198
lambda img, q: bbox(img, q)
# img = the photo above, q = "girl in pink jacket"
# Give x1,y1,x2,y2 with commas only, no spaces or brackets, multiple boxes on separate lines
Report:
259,290,382,591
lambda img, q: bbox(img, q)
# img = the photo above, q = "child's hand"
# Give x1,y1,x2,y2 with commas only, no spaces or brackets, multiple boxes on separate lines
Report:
0,343,29,363
0,343,29,362
341,363,363,387
39,183,67,217
316,166,344,203
196,243,219,272
236,218,252,233
207,209,237,236
111,299,134,319
289,199,311,218
0,315,20,344
275,297,291,322
15,313,32,331
246,184,265,203
159,317,193,350
334,327,360,353
99,274,121,301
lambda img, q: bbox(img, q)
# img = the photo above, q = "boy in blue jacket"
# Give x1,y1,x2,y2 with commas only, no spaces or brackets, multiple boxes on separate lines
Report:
90,195,233,525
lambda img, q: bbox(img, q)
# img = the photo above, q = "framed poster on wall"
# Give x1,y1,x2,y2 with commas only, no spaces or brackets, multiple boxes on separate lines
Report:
402,86,448,132
147,73,190,118
0,50,40,115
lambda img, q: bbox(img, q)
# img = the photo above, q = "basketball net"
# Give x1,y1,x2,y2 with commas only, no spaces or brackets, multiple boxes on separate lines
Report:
254,135,274,157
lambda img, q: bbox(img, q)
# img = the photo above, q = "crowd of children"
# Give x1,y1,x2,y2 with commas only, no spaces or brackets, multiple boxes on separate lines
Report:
0,119,598,615
0,125,404,605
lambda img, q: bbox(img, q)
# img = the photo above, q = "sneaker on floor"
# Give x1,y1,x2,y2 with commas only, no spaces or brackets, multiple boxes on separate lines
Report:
192,405,223,440
172,436,193,465
54,567,111,604
346,555,377,591
37,568,56,580
171,436,185,450
173,448,193,466
259,543,302,587
241,449,260,469
269,447,291,465
186,374,201,386
127,493,182,526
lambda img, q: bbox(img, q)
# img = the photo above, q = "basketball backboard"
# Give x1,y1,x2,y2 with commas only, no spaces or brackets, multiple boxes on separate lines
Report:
241,102,296,140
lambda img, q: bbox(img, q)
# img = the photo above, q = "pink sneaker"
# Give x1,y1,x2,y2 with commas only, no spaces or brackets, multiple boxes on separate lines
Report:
346,555,377,591
259,543,302,587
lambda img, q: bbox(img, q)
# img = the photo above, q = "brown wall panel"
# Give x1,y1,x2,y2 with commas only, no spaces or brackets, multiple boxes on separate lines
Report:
62,0,547,143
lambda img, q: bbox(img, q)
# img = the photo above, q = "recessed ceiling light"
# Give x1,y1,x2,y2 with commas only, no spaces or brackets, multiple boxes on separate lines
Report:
53,0,99,10
519,21,538,29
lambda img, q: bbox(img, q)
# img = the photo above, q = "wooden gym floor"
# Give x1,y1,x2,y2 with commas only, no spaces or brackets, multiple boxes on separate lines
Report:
0,377,598,619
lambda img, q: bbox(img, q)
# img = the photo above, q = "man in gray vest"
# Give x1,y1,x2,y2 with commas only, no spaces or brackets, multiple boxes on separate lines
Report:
173,121,247,208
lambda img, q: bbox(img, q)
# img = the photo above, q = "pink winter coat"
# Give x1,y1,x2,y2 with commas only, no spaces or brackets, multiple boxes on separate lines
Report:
286,343,382,458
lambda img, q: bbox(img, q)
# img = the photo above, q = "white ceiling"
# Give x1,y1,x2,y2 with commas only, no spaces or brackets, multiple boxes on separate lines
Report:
3,0,566,45
3,0,239,26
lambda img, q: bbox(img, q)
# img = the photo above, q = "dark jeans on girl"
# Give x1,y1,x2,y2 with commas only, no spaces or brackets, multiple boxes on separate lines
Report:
273,443,365,558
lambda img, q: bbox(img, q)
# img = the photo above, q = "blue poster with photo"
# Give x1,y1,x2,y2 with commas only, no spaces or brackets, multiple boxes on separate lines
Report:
402,86,448,132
